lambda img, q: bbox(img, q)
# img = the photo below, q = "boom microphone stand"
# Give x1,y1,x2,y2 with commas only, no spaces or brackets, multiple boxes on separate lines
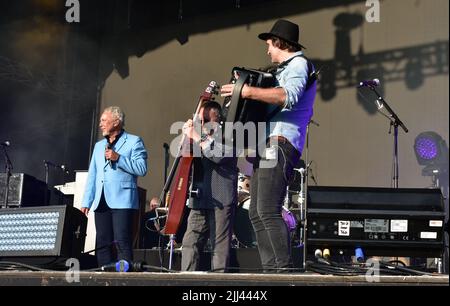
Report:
362,85,409,269
368,86,408,188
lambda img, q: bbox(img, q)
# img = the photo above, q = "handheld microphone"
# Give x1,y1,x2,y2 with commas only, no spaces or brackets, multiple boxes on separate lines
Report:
105,136,113,168
1,141,10,147
357,78,380,88
105,136,112,150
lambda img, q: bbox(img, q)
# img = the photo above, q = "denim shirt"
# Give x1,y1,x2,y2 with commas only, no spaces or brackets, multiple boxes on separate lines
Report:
267,51,316,155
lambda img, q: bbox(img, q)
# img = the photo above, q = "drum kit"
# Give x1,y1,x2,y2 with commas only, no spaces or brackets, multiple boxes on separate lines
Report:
233,172,299,248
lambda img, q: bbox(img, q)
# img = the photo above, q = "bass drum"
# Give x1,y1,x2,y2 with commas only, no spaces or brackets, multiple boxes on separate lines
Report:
234,197,298,248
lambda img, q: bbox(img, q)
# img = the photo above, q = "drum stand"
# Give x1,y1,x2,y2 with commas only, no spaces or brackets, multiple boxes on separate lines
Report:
293,166,307,271
168,234,176,270
295,121,317,271
297,168,306,246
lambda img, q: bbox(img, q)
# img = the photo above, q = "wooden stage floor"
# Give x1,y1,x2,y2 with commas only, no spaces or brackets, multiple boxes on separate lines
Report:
0,270,448,286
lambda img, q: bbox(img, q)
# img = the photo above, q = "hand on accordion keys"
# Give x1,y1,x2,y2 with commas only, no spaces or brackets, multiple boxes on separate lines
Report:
220,71,244,98
220,83,250,99
220,83,235,98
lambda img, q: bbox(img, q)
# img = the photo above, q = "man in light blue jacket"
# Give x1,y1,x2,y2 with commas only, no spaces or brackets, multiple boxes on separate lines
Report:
81,106,148,267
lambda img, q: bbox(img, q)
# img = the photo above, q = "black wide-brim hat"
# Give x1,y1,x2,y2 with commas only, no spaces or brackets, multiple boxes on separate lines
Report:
258,19,306,49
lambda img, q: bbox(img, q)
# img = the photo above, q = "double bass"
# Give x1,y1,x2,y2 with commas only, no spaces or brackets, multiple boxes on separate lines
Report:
156,81,219,237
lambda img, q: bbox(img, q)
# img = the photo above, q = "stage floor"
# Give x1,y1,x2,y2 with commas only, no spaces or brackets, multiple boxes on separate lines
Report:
0,271,447,286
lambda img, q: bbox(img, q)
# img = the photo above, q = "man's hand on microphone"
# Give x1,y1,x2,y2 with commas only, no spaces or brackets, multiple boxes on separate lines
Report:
105,149,120,162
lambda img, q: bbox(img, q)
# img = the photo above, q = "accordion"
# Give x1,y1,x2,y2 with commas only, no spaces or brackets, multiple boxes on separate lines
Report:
221,67,276,143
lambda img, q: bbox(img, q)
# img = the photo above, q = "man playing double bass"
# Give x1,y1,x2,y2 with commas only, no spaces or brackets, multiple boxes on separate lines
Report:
181,101,238,273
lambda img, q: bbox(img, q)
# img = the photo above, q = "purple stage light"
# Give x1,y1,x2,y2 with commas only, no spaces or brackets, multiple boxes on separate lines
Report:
414,132,447,169
415,137,439,160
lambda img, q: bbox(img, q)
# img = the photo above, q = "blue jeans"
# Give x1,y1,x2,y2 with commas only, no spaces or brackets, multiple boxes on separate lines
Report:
94,193,135,267
249,138,300,272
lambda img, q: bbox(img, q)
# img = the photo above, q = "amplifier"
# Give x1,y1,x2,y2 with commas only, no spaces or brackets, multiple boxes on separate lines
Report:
306,186,446,258
0,173,47,208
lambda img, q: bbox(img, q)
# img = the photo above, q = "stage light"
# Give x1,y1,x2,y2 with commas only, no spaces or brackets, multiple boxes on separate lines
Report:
415,136,438,162
0,205,87,258
414,132,448,166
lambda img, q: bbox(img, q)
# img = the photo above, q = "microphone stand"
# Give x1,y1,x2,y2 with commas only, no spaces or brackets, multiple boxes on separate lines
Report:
302,123,311,271
2,145,13,209
44,161,50,206
368,86,408,188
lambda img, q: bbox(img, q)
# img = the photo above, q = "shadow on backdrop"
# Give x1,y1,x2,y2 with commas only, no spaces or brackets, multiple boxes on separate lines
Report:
314,12,449,116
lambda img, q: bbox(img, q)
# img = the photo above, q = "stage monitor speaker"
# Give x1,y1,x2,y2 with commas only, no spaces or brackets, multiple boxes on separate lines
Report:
306,186,445,258
0,173,47,208
0,205,87,258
